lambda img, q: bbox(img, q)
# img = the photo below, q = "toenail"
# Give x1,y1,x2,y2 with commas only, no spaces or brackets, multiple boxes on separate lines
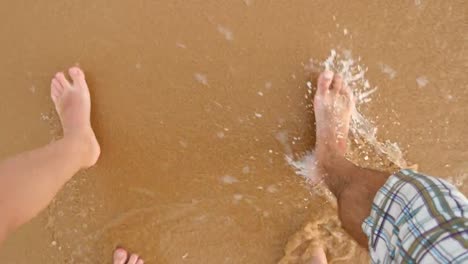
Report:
115,249,127,259
323,70,334,79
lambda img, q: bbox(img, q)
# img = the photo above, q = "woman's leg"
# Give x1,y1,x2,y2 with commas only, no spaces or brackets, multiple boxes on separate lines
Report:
0,67,100,242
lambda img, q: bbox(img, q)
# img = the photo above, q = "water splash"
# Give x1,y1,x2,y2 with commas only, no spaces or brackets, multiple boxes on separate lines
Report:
279,50,405,263
302,49,407,168
284,152,320,183
285,50,407,188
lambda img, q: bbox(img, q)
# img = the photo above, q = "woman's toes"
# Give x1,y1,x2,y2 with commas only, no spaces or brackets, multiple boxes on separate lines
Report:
55,72,72,90
307,247,328,264
69,66,84,77
68,67,87,88
127,254,140,264
316,70,334,95
113,248,128,264
136,259,144,264
331,75,343,94
51,79,64,103
50,89,59,103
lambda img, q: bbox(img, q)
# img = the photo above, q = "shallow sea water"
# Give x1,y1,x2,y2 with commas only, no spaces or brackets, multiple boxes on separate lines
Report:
0,0,466,263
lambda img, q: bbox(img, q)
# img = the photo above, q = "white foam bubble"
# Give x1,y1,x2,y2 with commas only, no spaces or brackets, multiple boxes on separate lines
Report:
416,76,429,88
378,63,397,79
266,185,278,193
221,175,239,184
194,73,208,86
40,113,51,121
233,194,243,201
217,25,233,41
217,131,225,138
176,42,187,49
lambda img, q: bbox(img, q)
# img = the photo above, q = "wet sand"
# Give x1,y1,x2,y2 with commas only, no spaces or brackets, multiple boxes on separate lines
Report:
0,0,467,263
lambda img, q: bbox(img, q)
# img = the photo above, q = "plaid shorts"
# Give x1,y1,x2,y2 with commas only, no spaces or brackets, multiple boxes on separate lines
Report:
362,169,468,263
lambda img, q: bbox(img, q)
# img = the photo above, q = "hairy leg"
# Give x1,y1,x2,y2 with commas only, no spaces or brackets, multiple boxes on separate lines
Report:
313,71,389,248
321,157,389,247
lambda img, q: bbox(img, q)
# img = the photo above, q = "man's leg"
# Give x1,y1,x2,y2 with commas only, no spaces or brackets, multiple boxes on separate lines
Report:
313,70,390,247
313,71,468,263
0,67,100,242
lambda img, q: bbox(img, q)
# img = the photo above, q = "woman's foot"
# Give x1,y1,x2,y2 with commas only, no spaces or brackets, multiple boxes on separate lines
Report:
314,70,354,166
50,67,100,168
308,247,328,264
113,248,144,264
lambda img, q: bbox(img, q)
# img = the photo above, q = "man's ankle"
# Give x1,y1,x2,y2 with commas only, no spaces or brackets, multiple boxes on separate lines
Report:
317,152,347,171
318,155,354,199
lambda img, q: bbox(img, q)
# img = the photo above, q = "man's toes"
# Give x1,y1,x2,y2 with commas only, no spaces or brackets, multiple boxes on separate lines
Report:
341,86,356,112
113,248,128,264
68,67,88,88
316,70,334,95
342,85,355,104
136,259,144,264
331,75,343,94
127,254,140,264
55,72,72,90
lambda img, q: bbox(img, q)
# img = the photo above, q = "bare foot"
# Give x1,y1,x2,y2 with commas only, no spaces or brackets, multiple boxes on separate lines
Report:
113,248,144,264
314,70,354,166
50,67,100,168
308,247,328,264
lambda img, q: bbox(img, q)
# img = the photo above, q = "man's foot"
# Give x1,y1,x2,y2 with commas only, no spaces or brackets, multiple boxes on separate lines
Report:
50,67,100,168
314,71,354,166
113,248,144,264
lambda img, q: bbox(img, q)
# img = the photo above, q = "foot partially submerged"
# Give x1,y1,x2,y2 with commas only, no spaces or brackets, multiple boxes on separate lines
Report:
314,70,354,166
113,248,144,264
312,71,390,247
50,67,100,168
